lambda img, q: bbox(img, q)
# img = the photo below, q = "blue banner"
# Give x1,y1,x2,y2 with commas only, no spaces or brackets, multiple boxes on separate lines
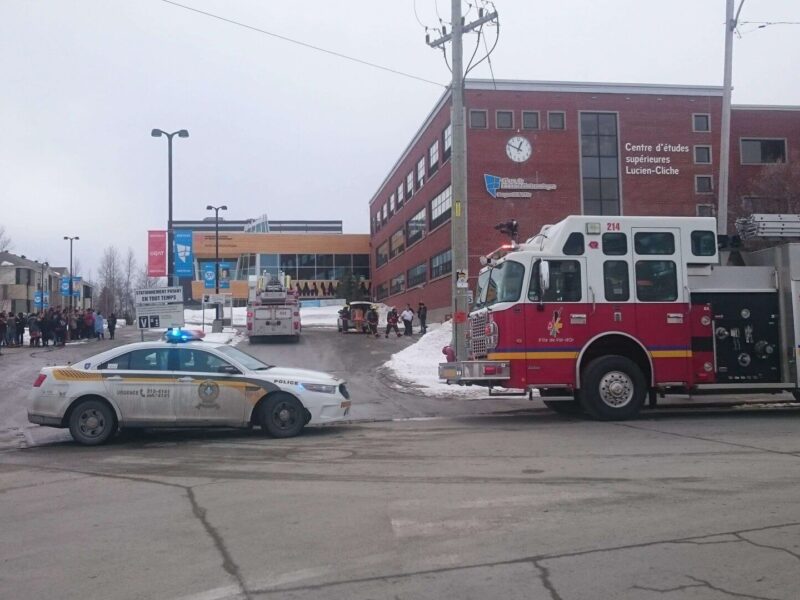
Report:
174,230,194,277
72,276,82,297
203,262,232,289
60,276,70,295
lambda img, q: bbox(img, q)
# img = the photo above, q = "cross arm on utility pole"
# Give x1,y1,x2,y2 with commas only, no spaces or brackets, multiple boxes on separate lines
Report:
426,11,498,48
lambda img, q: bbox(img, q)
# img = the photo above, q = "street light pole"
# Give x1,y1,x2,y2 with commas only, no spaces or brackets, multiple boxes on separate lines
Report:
63,236,79,341
151,128,189,285
39,261,48,309
718,0,746,236
206,205,228,321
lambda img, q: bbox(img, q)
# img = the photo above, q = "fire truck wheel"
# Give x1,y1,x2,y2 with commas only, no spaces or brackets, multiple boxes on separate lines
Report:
542,399,583,415
580,355,645,420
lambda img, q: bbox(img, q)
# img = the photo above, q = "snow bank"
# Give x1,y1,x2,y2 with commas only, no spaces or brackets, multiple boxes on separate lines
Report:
184,307,247,327
383,320,490,398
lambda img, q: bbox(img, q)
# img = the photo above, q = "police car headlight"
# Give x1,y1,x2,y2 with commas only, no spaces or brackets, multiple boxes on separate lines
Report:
301,383,337,394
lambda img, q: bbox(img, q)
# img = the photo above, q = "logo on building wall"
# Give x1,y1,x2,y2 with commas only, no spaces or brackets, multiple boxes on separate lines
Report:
484,174,557,199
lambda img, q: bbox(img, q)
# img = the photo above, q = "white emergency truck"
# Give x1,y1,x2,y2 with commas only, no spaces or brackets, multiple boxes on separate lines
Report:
246,273,301,343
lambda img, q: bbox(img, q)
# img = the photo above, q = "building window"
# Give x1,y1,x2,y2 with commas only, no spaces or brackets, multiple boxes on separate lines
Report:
376,242,389,268
695,175,714,194
469,109,487,129
406,207,426,247
390,274,405,295
696,204,715,217
407,263,427,288
496,110,513,129
389,193,396,214
417,157,425,186
316,254,334,280
694,145,712,164
430,186,452,230
522,111,540,130
693,113,710,132
741,139,787,164
431,248,452,279
406,171,414,198
443,123,452,160
580,112,620,215
278,254,298,280
429,140,439,174
548,111,566,130
297,254,315,280
389,229,405,259
382,203,388,222
376,282,388,300
397,182,404,206
15,268,32,285
353,254,370,280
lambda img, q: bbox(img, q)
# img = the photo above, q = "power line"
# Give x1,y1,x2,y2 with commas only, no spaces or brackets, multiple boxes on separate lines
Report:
160,0,445,88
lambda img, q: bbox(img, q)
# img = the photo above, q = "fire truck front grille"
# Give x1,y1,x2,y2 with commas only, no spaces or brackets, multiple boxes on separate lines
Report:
469,311,489,358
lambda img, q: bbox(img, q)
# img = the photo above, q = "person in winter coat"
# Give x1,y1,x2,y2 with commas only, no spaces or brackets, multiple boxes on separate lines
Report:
28,313,42,347
94,312,105,340
0,312,7,347
366,306,379,338
7,313,17,347
400,305,414,336
107,313,117,340
418,302,428,334
339,306,351,333
15,313,25,346
385,308,402,338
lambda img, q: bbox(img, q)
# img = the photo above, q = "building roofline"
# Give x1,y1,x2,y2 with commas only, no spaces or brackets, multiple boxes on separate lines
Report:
368,87,453,208
732,104,800,112
465,79,724,96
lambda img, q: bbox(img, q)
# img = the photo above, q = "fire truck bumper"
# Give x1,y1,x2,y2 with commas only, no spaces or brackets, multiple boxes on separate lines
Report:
438,361,511,383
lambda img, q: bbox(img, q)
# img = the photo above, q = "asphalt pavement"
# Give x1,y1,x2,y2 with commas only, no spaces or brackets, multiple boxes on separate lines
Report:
1,325,800,599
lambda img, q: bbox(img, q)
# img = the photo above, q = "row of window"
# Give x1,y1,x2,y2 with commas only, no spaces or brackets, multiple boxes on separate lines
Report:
477,258,680,308
197,253,370,282
375,187,452,268
374,248,452,301
373,124,452,233
469,109,566,131
559,230,715,258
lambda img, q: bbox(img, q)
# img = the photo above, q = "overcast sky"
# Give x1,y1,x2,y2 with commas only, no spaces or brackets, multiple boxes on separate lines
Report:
2,0,799,277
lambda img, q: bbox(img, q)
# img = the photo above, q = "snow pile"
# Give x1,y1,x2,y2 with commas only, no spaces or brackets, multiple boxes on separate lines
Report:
300,305,341,328
202,328,243,346
184,307,247,327
383,320,490,398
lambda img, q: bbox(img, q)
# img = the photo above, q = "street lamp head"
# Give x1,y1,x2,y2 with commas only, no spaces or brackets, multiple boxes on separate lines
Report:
206,205,214,210
63,236,69,240
177,130,189,138
151,129,163,137
220,205,228,211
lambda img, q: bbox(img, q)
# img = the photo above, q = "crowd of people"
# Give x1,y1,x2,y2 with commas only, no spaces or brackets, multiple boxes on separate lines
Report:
0,308,117,352
339,302,427,339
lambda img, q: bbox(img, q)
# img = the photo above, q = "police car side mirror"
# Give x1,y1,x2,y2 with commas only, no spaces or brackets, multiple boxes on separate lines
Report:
218,365,240,375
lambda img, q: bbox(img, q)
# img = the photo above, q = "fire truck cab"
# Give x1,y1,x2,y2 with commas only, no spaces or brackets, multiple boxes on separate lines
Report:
439,215,800,420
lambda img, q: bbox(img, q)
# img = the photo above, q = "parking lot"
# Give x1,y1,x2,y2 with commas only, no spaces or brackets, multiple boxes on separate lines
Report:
2,327,800,599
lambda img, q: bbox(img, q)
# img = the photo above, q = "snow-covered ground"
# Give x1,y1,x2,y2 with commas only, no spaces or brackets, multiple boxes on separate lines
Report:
382,321,493,398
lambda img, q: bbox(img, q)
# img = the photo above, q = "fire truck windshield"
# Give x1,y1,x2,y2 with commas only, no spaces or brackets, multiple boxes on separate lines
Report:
475,260,526,309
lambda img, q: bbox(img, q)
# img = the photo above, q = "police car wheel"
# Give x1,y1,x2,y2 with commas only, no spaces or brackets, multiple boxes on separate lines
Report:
580,355,645,420
261,393,305,438
68,398,116,446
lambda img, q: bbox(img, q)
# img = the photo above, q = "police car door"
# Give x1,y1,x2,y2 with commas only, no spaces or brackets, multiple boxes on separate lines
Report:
174,348,247,425
101,348,176,424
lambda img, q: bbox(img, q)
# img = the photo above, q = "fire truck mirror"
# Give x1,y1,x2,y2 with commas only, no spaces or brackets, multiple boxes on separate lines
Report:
539,260,551,294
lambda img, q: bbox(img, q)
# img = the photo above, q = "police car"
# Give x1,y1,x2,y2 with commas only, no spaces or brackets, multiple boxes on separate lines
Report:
27,330,351,445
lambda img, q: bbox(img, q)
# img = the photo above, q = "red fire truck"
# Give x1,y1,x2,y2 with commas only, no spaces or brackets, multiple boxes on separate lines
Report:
439,214,800,420
246,273,301,343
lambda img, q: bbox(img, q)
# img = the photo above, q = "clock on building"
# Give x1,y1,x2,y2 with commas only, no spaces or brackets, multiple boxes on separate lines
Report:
506,136,532,162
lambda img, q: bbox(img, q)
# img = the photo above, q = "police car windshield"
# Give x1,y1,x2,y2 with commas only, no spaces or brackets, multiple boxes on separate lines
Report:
215,346,273,371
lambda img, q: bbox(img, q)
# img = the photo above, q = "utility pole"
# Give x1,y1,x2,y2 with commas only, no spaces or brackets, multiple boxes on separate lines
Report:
718,0,746,236
428,1,498,362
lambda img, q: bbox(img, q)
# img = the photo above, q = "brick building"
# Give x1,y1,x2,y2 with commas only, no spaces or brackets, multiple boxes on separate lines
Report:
368,79,800,318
